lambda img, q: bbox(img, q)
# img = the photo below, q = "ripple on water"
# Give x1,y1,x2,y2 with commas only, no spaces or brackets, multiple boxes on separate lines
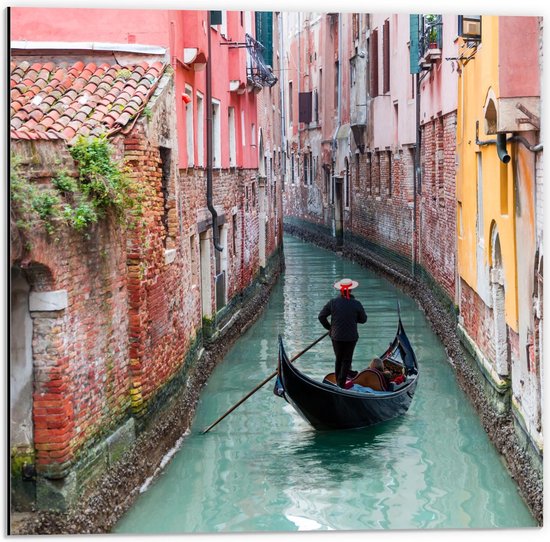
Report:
115,235,536,534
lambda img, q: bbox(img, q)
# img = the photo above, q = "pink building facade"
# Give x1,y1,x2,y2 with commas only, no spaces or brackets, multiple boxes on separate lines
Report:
10,7,282,511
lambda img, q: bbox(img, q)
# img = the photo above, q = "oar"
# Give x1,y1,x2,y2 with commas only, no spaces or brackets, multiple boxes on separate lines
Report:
201,331,329,434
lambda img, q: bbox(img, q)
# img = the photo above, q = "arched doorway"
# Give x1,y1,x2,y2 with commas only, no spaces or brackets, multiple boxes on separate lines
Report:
10,267,34,451
490,224,509,376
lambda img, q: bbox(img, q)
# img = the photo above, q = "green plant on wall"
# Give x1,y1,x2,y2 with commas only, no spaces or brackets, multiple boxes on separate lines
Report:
10,135,141,241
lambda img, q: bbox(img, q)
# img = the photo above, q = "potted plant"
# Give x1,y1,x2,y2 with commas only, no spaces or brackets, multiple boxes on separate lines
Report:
425,14,439,48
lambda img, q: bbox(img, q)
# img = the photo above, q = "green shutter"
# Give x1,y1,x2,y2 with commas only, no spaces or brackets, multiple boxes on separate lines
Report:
255,11,273,67
409,14,420,74
210,11,222,25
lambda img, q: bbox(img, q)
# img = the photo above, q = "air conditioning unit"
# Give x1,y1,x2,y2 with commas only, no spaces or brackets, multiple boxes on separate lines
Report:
459,15,482,41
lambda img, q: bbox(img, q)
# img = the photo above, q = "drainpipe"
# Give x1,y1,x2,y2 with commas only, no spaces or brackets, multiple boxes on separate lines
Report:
331,13,343,245
279,14,286,169
206,10,223,252
297,12,301,161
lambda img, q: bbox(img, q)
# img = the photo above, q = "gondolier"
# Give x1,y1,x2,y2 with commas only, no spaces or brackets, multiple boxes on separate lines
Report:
318,278,367,388
276,304,419,431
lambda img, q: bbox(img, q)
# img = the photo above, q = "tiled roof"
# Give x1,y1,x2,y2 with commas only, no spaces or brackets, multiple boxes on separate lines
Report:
10,60,166,143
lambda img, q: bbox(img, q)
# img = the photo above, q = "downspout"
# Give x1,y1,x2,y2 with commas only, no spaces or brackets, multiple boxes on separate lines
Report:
413,72,420,277
279,13,286,182
331,13,343,243
298,12,301,162
206,10,223,252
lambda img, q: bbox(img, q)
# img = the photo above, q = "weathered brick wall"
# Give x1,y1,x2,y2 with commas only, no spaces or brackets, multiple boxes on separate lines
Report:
459,278,497,366
123,118,196,414
349,146,415,261
417,112,457,300
11,138,130,478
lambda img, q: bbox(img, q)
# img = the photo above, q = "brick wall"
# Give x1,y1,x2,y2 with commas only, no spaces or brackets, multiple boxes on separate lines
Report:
13,194,130,478
417,112,457,300
348,146,415,262
460,278,497,366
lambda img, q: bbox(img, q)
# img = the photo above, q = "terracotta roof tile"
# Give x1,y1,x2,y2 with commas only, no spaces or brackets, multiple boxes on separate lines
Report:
11,59,167,142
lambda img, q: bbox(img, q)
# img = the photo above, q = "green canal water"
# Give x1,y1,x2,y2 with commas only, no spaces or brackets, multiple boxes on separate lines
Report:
115,235,536,534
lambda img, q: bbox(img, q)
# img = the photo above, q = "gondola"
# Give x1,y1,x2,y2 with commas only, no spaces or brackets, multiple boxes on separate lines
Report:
274,309,419,430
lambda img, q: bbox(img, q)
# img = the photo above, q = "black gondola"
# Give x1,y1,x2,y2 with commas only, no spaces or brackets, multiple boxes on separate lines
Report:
274,310,419,430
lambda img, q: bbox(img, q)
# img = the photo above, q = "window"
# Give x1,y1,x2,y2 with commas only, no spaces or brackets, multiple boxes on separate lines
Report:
383,19,390,94
318,69,323,122
211,10,227,38
241,110,246,146
184,86,194,167
291,153,295,183
299,92,312,124
334,61,339,109
228,107,236,167
370,30,379,97
310,156,314,185
251,123,256,146
304,154,309,185
212,99,221,168
313,89,319,123
289,82,293,124
197,92,204,166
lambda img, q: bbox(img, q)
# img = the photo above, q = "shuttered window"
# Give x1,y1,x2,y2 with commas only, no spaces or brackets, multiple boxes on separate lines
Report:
383,20,390,94
370,30,378,97
255,12,273,66
299,91,313,124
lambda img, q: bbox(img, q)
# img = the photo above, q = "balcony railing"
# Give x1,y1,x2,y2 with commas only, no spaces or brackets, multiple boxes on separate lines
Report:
245,33,278,88
418,15,443,58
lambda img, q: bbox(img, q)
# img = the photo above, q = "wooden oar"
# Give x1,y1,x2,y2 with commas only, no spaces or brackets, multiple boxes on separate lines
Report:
201,331,329,434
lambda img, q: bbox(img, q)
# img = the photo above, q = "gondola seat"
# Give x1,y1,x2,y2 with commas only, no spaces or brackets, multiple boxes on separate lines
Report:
352,369,388,391
323,369,388,391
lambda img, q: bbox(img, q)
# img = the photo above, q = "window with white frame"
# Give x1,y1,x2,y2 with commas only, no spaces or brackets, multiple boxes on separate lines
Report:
197,92,204,167
212,99,221,168
185,85,194,167
228,107,236,167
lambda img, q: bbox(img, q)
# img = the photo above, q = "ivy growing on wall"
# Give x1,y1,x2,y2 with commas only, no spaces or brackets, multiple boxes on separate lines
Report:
10,135,141,240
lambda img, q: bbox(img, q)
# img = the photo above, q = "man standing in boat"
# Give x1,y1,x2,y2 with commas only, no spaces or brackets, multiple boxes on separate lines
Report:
318,278,367,388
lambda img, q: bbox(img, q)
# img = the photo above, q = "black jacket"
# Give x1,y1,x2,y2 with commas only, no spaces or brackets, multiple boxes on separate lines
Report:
318,294,367,342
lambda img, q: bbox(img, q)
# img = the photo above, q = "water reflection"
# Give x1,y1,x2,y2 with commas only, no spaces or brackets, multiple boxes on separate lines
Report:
115,235,536,534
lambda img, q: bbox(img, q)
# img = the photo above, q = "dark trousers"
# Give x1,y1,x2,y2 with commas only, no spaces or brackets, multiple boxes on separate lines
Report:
332,339,357,387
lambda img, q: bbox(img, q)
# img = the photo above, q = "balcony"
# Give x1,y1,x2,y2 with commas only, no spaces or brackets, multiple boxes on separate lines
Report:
418,14,442,70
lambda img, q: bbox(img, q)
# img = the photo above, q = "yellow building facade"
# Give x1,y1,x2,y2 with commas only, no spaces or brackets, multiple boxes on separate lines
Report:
456,15,542,456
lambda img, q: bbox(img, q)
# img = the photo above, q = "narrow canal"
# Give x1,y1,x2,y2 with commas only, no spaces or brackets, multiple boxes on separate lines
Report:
115,235,535,534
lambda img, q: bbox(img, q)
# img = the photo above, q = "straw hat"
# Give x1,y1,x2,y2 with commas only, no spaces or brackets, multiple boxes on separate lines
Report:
333,278,359,290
